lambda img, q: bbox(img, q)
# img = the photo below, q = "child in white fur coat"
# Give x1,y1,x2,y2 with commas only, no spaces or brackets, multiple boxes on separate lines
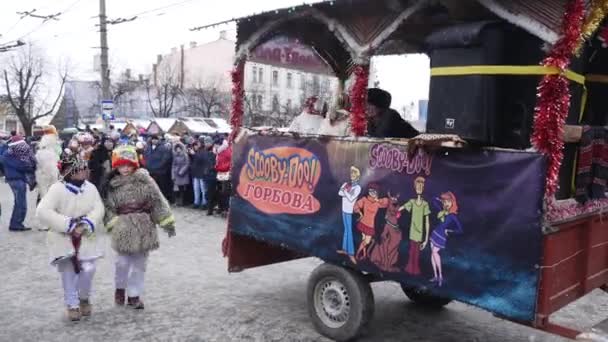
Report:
36,155,105,321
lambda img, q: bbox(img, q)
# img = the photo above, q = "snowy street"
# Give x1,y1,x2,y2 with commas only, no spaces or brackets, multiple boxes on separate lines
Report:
1,181,607,342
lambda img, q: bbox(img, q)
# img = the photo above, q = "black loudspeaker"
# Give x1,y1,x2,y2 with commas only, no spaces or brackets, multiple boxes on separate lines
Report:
424,21,586,149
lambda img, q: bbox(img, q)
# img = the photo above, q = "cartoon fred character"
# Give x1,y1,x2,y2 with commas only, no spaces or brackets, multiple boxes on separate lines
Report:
354,183,389,261
399,176,430,276
430,192,463,287
337,166,362,262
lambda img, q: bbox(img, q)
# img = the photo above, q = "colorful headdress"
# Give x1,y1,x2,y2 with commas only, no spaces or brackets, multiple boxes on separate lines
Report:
112,145,140,169
60,154,89,178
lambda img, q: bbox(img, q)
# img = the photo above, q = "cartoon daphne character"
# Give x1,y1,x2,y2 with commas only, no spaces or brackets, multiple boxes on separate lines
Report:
430,192,463,287
354,183,389,261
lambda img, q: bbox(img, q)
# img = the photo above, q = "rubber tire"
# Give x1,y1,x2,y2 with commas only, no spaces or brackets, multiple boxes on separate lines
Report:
307,263,375,342
401,284,452,309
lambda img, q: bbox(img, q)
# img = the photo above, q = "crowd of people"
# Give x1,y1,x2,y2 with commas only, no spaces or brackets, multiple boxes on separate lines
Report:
0,125,233,232
0,124,232,321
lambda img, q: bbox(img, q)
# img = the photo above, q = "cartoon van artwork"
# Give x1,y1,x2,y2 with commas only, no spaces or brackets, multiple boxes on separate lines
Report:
400,176,431,276
430,192,463,287
369,191,402,272
354,183,389,261
337,166,362,264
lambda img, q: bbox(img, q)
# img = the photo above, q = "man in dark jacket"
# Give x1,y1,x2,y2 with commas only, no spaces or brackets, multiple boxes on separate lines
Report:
189,136,216,209
0,146,35,231
143,134,174,203
366,88,419,139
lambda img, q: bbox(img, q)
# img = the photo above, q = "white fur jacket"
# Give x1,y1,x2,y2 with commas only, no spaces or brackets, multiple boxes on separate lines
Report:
36,181,106,263
35,135,61,198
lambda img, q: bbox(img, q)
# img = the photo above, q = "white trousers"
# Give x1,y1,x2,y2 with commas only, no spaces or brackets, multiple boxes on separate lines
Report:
115,253,148,298
58,261,97,309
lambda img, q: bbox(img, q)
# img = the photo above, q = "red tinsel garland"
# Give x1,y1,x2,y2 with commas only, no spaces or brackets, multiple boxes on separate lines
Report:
349,65,369,136
531,0,585,199
229,62,245,144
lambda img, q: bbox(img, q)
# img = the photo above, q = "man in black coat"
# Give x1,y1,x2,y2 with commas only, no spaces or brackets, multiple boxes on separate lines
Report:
143,134,174,203
366,88,419,139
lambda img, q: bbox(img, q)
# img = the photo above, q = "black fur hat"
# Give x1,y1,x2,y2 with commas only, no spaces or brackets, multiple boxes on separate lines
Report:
367,88,392,109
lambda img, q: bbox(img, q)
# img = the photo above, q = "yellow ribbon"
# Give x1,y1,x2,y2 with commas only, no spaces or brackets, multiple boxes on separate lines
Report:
431,65,590,196
430,65,587,121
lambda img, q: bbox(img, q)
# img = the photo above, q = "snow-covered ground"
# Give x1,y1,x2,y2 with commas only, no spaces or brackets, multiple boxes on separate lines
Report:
0,181,607,342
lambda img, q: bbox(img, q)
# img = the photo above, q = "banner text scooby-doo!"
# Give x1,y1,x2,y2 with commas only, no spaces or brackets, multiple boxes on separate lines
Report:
237,146,322,215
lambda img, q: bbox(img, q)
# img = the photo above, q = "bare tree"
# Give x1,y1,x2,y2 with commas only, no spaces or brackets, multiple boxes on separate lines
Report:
146,64,181,118
2,45,68,136
184,78,230,118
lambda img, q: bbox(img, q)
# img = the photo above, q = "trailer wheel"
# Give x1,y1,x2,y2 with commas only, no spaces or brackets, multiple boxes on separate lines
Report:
401,285,452,309
307,263,374,342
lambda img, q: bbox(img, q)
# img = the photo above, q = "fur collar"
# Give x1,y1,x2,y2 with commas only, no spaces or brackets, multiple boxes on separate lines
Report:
109,168,151,188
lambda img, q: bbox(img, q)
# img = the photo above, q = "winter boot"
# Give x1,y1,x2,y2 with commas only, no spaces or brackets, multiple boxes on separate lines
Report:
127,296,145,310
67,308,81,321
79,299,92,316
115,289,126,306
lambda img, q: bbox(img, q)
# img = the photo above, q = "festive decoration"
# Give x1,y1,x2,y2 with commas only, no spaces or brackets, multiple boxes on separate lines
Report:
576,0,608,53
349,65,369,136
531,0,585,199
600,24,608,46
229,62,245,144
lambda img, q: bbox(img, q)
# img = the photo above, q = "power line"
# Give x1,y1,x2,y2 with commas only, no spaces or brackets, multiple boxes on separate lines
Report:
5,0,88,44
130,0,200,17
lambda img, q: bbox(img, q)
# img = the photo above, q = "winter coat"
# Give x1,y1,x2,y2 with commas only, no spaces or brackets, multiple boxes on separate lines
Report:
367,108,419,139
35,135,61,198
0,152,35,182
190,149,216,181
88,143,113,190
143,143,172,175
216,145,232,173
288,111,324,135
171,143,190,186
36,181,106,263
104,168,175,254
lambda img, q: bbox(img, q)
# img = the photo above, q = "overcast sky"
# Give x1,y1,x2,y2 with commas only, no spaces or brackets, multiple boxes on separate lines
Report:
0,0,429,115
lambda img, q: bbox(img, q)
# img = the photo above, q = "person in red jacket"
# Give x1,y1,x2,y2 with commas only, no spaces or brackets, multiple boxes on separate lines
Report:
211,140,232,217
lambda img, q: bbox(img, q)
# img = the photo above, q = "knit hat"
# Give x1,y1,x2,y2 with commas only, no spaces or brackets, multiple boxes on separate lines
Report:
111,145,140,169
367,88,392,109
9,135,24,145
202,136,213,146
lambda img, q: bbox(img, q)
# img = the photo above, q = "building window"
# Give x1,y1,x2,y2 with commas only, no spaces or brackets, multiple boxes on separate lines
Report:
287,73,293,89
5,120,17,134
258,68,263,83
252,66,257,83
300,74,306,90
272,70,279,87
257,95,263,109
286,99,292,110
272,95,280,112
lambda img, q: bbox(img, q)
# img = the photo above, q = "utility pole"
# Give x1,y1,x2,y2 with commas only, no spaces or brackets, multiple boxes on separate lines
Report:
99,0,111,130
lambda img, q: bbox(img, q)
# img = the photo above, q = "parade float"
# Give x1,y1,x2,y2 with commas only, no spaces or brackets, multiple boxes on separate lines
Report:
207,0,608,340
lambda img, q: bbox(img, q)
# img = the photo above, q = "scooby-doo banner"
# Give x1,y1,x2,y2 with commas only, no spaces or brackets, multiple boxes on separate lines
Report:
228,133,547,322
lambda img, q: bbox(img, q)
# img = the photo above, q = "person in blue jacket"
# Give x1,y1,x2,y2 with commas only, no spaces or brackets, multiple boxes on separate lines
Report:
0,137,36,231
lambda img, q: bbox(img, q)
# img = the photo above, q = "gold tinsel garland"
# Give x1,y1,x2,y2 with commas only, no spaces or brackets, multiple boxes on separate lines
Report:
576,0,608,53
